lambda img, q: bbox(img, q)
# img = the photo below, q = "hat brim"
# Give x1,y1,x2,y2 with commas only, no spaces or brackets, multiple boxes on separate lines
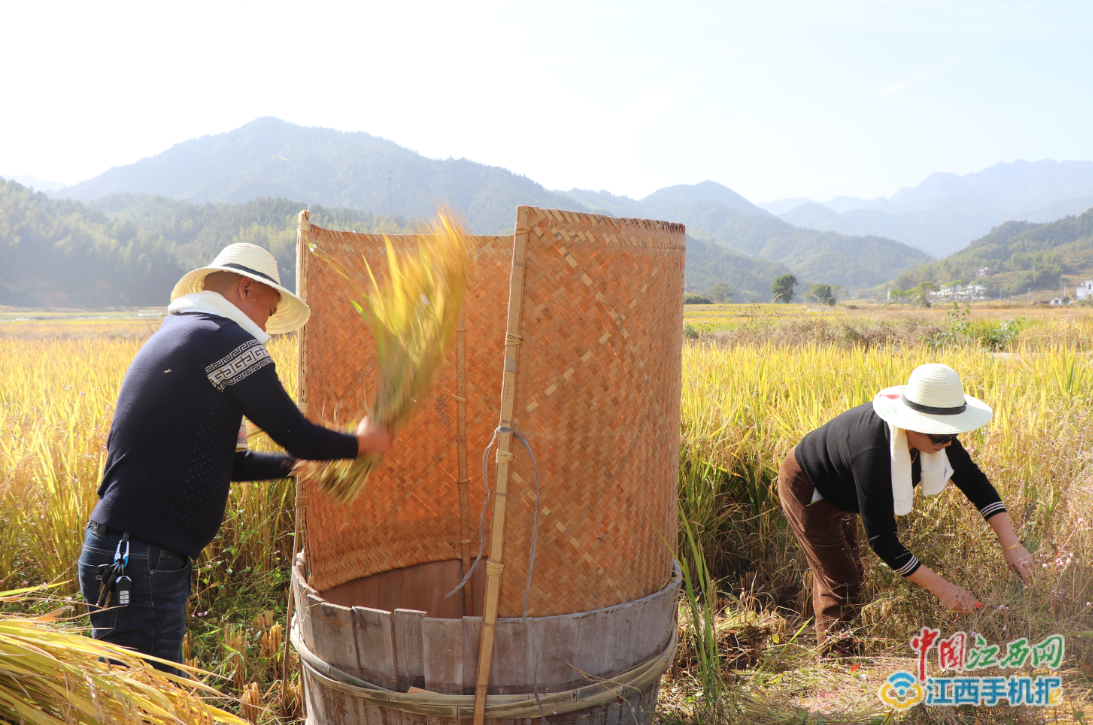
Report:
872,385,993,435
171,266,310,335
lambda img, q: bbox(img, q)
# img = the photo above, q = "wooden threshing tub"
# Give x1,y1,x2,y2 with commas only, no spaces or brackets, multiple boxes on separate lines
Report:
291,206,686,724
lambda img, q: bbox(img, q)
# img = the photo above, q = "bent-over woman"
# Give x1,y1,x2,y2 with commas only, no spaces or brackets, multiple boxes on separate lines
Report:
778,363,1032,654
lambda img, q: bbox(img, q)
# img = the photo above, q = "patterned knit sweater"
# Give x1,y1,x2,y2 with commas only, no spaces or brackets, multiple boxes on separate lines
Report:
91,312,357,558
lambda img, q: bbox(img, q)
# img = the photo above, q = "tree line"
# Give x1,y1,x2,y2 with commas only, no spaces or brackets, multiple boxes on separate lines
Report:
0,179,410,307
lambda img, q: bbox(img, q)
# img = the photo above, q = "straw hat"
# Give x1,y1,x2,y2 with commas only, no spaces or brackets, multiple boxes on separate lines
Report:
872,363,993,435
170,243,310,335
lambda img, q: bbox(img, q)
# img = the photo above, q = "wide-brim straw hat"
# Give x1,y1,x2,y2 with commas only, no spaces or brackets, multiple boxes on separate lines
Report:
170,243,310,335
872,363,993,435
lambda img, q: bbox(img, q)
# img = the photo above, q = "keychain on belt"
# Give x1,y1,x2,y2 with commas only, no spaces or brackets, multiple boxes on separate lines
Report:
96,532,131,608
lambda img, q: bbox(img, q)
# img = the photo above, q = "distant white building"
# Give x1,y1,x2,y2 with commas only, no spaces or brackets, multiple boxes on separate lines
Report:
932,283,988,301
1049,297,1067,306
976,267,995,277
1075,280,1093,301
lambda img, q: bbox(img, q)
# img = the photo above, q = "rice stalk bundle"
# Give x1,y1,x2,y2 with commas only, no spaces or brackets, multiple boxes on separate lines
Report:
0,588,244,725
296,210,474,503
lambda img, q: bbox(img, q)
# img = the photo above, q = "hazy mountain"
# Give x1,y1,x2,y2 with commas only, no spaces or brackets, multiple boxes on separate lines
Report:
822,195,897,214
778,202,845,229
891,207,1093,297
11,175,66,192
892,160,1093,215
764,161,1093,259
56,117,586,234
637,195,930,288
683,234,793,301
557,189,645,217
781,197,1009,259
50,119,932,294
756,197,813,215
1020,194,1093,224
642,181,769,216
561,182,930,288
551,187,910,292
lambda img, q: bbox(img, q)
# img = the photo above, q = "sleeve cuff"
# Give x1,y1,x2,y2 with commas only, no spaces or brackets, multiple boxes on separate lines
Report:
894,555,921,577
979,501,1007,520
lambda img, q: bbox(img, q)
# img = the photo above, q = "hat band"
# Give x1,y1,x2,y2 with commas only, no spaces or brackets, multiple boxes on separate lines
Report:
220,262,279,286
901,395,967,416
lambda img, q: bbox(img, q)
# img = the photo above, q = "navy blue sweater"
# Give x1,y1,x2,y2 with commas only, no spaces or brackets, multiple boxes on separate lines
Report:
91,312,358,558
796,403,1005,577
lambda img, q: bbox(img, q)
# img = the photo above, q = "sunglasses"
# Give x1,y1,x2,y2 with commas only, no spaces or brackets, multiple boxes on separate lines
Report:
928,433,957,446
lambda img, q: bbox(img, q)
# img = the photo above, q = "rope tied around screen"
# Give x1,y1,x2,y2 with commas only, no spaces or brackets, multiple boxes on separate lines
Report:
445,424,545,723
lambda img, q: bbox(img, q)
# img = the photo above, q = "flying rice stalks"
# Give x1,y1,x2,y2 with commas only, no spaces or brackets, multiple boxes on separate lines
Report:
0,587,245,725
295,210,474,503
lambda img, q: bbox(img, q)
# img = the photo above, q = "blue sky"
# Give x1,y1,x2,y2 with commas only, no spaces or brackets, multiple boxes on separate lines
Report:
4,0,1092,202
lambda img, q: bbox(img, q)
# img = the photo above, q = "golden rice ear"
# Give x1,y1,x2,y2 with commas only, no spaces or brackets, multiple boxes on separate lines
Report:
0,588,246,724
301,209,474,504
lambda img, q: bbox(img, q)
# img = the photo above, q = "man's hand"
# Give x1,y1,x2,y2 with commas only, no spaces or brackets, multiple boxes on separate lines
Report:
937,582,979,613
1004,544,1034,580
355,417,392,457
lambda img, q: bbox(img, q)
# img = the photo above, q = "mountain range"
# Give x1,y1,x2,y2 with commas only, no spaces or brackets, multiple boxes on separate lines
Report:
39,118,929,295
758,161,1093,258
889,206,1093,298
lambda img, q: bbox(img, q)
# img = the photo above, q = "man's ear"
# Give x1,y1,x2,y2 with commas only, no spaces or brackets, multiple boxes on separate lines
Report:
237,277,254,300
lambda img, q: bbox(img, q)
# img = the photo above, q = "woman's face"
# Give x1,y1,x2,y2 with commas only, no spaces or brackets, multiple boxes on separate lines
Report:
906,429,955,453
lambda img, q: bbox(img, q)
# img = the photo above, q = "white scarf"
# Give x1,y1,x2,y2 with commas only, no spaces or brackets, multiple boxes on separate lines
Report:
889,423,952,516
167,291,271,346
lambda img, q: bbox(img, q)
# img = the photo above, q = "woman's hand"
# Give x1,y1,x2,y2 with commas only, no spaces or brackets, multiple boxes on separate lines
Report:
1004,544,1034,579
355,417,392,457
937,582,979,613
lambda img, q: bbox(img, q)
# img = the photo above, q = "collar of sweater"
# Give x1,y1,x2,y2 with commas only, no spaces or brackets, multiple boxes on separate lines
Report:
167,291,271,345
889,423,952,516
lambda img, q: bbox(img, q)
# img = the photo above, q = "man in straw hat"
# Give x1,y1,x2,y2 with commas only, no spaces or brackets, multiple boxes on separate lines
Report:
778,363,1033,656
77,242,391,673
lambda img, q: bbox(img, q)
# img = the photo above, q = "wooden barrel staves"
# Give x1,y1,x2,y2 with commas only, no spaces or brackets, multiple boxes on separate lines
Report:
292,206,687,724
291,555,680,724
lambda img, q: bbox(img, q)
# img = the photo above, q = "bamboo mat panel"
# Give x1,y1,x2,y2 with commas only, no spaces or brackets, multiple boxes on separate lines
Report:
299,209,686,617
300,223,512,592
492,207,685,616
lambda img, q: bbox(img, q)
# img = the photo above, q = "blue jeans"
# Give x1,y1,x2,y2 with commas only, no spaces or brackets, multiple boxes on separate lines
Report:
77,522,192,675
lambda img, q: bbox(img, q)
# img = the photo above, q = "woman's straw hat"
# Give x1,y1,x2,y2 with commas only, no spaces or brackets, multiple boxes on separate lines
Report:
170,243,310,335
872,363,993,435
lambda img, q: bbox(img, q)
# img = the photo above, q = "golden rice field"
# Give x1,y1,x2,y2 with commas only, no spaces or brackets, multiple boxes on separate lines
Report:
1,305,1092,723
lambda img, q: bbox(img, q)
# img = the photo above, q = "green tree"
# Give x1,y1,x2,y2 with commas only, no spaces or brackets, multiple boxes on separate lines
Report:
910,281,938,308
807,283,836,306
771,274,798,303
707,282,732,303
684,293,712,304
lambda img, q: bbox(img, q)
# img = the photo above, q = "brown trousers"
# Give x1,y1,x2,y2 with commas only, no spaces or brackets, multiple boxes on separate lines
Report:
778,446,864,641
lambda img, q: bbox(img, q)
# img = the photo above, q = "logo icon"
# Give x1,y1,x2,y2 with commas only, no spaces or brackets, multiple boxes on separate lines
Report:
878,671,924,711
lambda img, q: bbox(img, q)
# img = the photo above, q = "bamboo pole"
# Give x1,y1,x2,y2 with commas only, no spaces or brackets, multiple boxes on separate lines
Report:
286,209,312,715
473,206,531,725
455,309,473,614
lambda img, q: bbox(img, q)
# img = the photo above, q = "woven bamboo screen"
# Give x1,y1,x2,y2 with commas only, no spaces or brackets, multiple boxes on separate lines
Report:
297,207,685,617
296,220,511,593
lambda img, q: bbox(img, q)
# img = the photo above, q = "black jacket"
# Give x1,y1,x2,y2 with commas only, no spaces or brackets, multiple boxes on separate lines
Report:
795,402,1005,576
91,312,357,558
